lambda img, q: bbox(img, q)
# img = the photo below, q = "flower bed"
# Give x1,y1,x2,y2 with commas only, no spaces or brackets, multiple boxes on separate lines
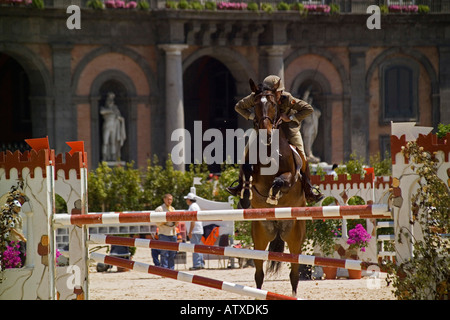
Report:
217,1,247,10
304,4,330,13
104,0,137,9
388,5,418,13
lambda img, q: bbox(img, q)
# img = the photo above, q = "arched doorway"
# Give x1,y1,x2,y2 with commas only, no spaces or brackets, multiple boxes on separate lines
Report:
297,79,326,163
183,56,238,172
89,70,138,167
0,53,31,152
291,67,333,164
97,80,130,163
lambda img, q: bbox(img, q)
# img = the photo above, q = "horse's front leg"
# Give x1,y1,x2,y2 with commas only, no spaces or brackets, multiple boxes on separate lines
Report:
239,163,253,209
266,172,293,205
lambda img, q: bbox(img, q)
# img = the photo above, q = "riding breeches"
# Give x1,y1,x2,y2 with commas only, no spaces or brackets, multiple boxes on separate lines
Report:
241,122,307,164
280,122,306,161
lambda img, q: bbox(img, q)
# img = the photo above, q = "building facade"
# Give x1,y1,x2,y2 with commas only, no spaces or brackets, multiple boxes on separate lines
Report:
1,2,449,170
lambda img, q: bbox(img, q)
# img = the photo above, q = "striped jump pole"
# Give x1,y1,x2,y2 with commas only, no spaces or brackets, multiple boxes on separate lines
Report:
90,252,299,300
89,234,383,272
54,204,390,227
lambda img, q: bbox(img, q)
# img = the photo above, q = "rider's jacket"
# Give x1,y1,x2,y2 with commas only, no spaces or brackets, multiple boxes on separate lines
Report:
234,91,313,125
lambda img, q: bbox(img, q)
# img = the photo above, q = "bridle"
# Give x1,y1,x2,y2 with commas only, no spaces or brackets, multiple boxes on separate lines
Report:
255,90,283,130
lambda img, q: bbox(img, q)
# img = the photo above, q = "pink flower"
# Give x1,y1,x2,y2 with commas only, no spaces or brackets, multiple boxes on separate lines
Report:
115,0,126,8
1,241,23,269
127,1,137,9
346,224,371,252
105,0,116,8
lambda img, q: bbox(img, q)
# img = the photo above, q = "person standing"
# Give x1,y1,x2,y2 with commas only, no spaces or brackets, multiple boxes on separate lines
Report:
184,193,205,270
155,194,178,269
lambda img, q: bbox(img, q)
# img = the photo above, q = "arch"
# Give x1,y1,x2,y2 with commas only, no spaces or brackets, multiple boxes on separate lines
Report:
284,50,346,164
72,46,157,168
366,47,439,128
72,45,156,97
0,43,53,140
0,43,52,97
89,69,138,167
183,47,257,97
284,47,350,96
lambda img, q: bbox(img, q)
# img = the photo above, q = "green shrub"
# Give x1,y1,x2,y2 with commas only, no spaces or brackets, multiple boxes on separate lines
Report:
165,0,178,9
205,1,216,10
370,151,392,176
31,0,45,9
247,1,259,11
178,0,190,9
261,3,273,13
88,162,143,212
437,123,450,138
137,0,150,10
276,1,290,11
330,3,339,14
86,0,104,9
418,4,430,14
191,1,204,10
290,2,306,14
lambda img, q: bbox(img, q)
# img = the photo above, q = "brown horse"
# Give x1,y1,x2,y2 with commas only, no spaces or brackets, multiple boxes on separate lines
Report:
239,79,307,297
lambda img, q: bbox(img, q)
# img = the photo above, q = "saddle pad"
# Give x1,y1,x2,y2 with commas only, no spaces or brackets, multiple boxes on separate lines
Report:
289,145,303,180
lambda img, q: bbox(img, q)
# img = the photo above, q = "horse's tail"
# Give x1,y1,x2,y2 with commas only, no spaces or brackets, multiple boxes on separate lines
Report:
266,233,284,275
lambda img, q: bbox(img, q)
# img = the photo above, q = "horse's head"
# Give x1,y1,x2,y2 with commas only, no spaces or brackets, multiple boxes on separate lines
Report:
249,79,279,145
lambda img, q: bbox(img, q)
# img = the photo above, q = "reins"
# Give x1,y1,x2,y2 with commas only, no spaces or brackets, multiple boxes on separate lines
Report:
255,91,281,130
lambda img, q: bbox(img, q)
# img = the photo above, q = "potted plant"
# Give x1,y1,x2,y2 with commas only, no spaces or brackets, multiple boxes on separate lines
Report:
306,218,342,279
346,224,372,279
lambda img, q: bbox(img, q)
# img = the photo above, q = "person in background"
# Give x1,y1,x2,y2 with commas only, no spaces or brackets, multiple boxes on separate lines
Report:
150,227,161,267
327,163,338,178
155,194,178,269
184,192,205,270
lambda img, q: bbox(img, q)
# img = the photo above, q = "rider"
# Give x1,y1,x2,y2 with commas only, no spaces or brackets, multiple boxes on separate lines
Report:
226,75,324,203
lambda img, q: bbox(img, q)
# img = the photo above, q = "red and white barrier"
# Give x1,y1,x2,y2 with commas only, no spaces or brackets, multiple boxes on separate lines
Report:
89,234,379,271
54,204,390,227
90,252,299,300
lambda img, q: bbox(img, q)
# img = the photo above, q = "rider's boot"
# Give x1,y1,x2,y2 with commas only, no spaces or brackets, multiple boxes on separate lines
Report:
301,164,324,204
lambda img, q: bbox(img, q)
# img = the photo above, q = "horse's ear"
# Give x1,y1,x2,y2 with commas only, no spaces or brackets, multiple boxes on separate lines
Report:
249,79,258,93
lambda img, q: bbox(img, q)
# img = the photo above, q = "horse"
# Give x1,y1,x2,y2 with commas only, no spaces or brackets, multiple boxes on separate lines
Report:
240,79,307,297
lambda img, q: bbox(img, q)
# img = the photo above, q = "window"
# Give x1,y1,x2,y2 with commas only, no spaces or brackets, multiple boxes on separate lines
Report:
380,59,418,123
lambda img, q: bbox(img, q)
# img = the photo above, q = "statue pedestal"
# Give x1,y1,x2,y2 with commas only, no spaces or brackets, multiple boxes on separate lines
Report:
103,161,126,168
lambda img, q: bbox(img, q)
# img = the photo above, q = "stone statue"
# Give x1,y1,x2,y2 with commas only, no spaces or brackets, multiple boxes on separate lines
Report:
100,92,126,161
301,86,321,163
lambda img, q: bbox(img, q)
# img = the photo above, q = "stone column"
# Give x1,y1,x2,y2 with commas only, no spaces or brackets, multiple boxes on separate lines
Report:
262,45,290,81
52,43,76,154
349,46,369,161
439,46,450,124
158,44,188,171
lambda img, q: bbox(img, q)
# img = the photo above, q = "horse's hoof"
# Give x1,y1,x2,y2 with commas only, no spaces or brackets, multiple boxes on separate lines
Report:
239,198,251,209
266,197,278,205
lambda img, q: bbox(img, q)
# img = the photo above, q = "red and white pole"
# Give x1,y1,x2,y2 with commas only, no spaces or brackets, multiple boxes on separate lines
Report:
90,252,299,300
54,204,390,227
89,234,372,271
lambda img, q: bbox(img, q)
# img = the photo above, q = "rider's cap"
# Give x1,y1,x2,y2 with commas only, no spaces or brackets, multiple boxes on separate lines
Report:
183,192,196,200
263,75,285,92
